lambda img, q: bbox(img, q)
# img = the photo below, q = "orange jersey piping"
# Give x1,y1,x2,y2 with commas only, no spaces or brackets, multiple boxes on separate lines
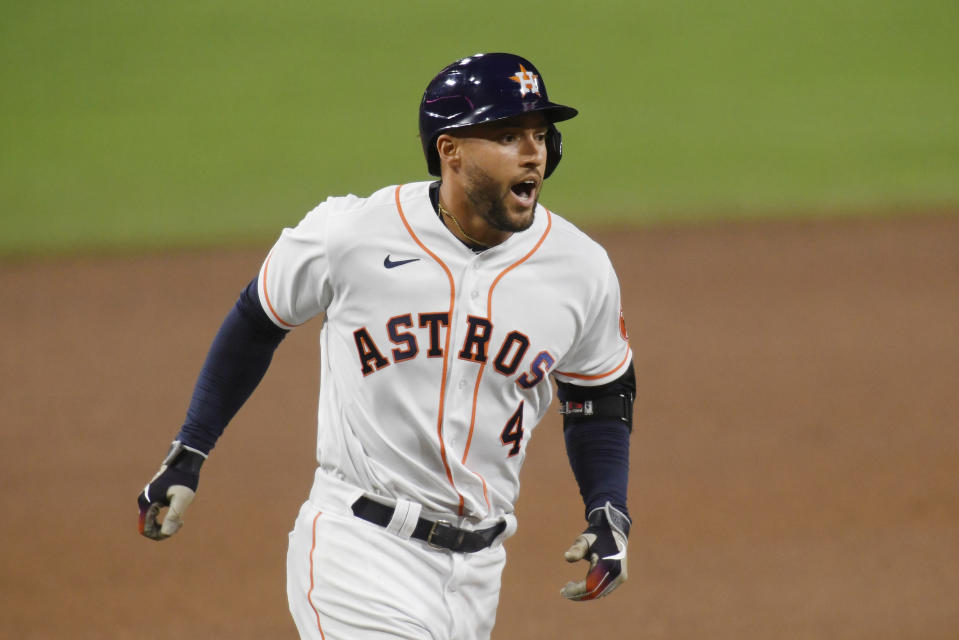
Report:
393,185,464,510
554,346,632,381
461,207,554,501
260,250,301,329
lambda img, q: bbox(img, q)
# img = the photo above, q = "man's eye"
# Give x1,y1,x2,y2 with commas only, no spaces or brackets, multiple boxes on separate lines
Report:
502,134,516,143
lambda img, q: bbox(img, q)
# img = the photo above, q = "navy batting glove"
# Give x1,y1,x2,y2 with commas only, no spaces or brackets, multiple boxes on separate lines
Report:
561,502,630,601
137,441,206,541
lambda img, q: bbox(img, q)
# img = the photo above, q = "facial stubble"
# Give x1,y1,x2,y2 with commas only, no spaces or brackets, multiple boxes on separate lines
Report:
463,164,537,234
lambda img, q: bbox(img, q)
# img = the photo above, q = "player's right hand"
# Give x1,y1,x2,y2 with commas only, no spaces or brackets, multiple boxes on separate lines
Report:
137,441,206,541
560,502,630,601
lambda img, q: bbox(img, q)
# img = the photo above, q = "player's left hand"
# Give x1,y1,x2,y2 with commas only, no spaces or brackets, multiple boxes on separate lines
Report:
560,502,630,601
137,441,206,541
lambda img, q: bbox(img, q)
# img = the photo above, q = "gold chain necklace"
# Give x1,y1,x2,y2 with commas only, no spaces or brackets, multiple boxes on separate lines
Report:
438,201,489,248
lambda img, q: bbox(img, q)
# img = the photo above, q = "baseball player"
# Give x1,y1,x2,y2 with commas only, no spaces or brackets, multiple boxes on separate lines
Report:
137,52,635,639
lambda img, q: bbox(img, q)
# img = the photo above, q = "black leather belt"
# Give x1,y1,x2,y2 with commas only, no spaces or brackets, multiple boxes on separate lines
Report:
351,496,505,553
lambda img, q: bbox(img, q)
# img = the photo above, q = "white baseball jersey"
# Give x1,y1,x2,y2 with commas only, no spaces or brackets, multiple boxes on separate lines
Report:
258,181,631,524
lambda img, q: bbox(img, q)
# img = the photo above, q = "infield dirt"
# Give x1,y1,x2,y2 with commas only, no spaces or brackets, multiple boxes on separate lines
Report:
2,214,957,638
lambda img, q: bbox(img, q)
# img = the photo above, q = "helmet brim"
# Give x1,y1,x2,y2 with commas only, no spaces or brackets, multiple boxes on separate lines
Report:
438,101,578,134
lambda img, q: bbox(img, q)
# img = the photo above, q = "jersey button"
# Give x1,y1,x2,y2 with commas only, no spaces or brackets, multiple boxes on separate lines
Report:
470,290,479,299
458,379,467,390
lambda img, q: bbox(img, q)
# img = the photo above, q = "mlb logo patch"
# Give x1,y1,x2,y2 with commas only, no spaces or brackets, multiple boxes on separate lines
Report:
509,65,540,97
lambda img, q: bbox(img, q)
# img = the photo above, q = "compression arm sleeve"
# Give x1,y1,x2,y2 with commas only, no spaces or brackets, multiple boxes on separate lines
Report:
557,362,635,518
175,278,289,454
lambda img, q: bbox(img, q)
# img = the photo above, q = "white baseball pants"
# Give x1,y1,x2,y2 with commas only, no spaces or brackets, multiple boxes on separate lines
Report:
286,471,512,640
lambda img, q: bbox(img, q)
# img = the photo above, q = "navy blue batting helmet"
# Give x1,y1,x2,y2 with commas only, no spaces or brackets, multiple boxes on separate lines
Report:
419,53,578,179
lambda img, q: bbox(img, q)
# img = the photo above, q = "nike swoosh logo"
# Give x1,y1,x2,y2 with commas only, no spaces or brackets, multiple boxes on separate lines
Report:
384,255,420,269
602,549,627,561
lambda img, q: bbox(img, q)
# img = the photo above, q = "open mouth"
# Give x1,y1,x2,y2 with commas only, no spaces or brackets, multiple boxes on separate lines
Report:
510,179,537,203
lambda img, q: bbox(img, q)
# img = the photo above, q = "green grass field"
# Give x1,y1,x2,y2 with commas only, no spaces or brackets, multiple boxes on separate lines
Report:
2,0,957,256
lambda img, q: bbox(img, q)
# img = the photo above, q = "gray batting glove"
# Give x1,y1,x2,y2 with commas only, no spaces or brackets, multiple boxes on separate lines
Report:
137,441,206,540
561,502,630,601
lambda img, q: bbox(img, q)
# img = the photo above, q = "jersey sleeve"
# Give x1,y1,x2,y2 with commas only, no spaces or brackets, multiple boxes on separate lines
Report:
257,201,335,328
553,257,632,386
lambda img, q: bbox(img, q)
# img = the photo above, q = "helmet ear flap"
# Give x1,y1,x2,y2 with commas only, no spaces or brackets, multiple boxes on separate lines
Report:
544,123,563,179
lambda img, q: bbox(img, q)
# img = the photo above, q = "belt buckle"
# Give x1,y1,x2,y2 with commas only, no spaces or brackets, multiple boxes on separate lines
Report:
427,520,452,549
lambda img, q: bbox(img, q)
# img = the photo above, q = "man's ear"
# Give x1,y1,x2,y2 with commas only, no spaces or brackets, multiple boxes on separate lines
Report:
436,134,461,171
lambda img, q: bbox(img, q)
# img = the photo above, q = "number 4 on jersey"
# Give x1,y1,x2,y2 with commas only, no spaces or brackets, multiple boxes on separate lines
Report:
500,401,525,457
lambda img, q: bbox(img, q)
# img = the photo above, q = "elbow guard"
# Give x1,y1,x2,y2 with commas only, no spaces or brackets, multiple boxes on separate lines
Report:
557,362,635,431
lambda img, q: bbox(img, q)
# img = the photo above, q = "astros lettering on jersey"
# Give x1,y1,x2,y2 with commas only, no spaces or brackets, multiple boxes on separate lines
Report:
258,181,632,523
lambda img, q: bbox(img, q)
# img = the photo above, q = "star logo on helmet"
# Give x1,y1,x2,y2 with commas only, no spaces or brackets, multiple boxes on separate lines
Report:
509,65,540,97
